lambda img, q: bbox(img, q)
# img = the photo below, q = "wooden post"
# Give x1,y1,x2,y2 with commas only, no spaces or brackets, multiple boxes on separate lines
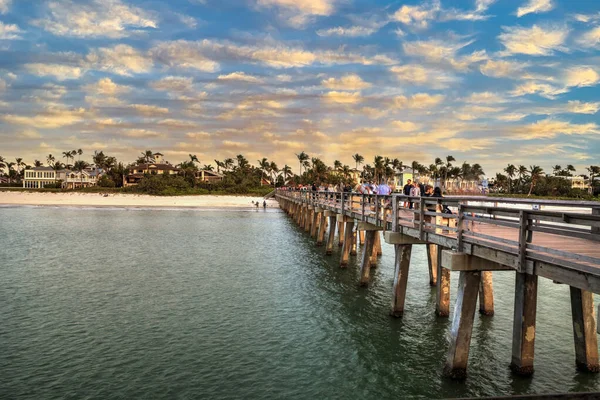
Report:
370,232,379,266
510,272,538,376
359,230,376,287
326,216,337,254
426,244,438,287
316,212,327,246
570,287,600,373
351,229,358,256
479,271,495,316
375,231,382,256
436,249,451,317
311,209,320,238
390,244,412,318
340,220,354,267
338,220,345,247
443,271,481,379
359,230,365,246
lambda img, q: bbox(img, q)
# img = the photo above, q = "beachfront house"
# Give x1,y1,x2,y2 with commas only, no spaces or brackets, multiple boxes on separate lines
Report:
123,162,180,186
196,170,224,183
567,176,587,190
23,166,58,188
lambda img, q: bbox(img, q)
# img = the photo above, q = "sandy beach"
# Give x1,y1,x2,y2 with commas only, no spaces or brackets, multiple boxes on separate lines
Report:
0,191,278,209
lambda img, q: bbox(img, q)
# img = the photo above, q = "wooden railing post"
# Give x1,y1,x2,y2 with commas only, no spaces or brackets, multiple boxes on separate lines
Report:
518,211,532,274
341,192,345,215
392,196,399,232
419,197,425,240
457,203,465,252
361,194,366,222
374,195,380,226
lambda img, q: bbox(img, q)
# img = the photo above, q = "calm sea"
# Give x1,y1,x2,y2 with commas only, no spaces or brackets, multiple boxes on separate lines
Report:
1,206,599,399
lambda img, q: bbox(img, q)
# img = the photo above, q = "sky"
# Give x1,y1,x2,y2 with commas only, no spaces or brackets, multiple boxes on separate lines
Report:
0,0,599,176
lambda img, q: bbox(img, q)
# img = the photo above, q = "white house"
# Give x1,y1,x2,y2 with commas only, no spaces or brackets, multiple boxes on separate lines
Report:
23,167,57,188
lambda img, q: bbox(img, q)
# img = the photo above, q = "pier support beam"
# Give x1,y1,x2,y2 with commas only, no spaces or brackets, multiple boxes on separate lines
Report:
316,211,327,246
338,220,344,247
370,232,379,267
443,271,481,380
426,244,439,287
340,220,354,267
359,230,365,247
359,230,376,287
479,271,495,316
570,287,600,373
390,244,412,318
311,209,321,238
510,273,538,377
436,257,451,317
326,214,337,254
351,229,357,256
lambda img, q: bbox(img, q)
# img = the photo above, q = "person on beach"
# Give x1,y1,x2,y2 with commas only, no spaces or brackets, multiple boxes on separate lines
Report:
263,200,266,208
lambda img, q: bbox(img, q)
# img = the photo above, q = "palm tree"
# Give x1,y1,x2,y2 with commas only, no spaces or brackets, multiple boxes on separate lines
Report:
269,161,279,187
189,154,199,165
15,158,25,178
202,164,214,171
258,157,269,185
565,164,576,177
587,165,600,194
517,165,527,192
552,164,562,176
443,155,455,190
334,160,342,171
141,150,155,173
527,165,544,196
224,158,234,171
214,160,224,173
411,160,421,184
282,165,292,184
373,155,385,183
352,153,364,171
236,154,249,169
77,149,83,161
62,151,72,168
46,154,55,166
296,151,309,176
504,164,516,193
34,160,43,167
0,155,6,176
5,162,15,183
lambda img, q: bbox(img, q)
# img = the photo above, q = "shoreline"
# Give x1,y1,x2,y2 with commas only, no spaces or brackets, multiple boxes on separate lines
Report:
0,191,278,209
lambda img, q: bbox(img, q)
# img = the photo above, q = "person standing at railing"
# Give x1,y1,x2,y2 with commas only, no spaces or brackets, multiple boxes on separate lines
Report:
403,179,413,209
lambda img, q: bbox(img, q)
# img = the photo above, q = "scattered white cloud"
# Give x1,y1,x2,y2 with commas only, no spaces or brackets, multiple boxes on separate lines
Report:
390,64,456,89
25,63,83,80
394,93,445,109
217,71,264,83
576,27,600,49
464,92,506,104
87,44,153,76
516,0,554,18
499,25,568,56
177,13,197,28
32,0,157,38
322,91,362,104
511,81,566,99
130,104,169,116
317,26,378,37
511,118,598,139
479,59,526,78
0,0,10,14
2,107,86,128
563,66,600,88
393,1,440,29
0,21,22,39
150,76,194,92
322,74,371,90
566,100,600,114
403,39,488,71
392,120,420,132
256,0,334,27
83,78,130,96
496,113,528,121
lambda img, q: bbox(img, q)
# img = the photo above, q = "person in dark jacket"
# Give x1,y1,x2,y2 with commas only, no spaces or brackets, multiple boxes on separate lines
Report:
403,179,412,209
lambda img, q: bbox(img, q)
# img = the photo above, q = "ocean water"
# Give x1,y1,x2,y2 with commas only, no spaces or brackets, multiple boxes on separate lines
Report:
1,206,599,399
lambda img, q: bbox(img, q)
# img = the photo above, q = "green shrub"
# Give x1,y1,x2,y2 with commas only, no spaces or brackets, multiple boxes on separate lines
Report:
98,175,116,188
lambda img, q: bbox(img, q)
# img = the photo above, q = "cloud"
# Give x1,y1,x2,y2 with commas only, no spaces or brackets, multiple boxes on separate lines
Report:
256,0,334,27
479,59,526,78
25,63,83,80
516,0,554,18
322,91,362,104
322,74,371,90
0,0,10,13
510,81,567,99
0,21,22,39
566,100,600,114
394,93,445,109
217,71,264,83
0,78,5,92
150,76,194,92
32,0,157,38
499,25,568,56
496,113,528,121
83,77,130,106
121,129,165,138
2,107,86,128
17,129,42,139
511,118,598,139
577,27,600,49
392,120,420,132
87,44,153,76
130,104,169,116
393,1,440,29
150,40,220,72
317,26,378,37
402,39,488,71
564,66,600,87
186,131,211,139
390,64,456,88
463,92,506,104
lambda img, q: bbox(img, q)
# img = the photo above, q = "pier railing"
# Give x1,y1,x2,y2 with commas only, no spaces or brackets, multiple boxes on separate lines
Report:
276,190,600,278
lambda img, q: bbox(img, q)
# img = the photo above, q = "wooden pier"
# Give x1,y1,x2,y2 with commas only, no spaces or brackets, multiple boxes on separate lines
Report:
275,190,600,380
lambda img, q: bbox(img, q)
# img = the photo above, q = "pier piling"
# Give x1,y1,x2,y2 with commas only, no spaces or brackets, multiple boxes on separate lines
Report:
426,244,439,287
479,271,495,316
443,271,481,379
570,287,600,373
340,220,354,267
511,273,538,376
326,214,336,254
390,244,412,318
359,230,376,287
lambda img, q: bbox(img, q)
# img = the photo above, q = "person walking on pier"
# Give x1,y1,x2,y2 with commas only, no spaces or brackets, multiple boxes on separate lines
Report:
403,179,412,209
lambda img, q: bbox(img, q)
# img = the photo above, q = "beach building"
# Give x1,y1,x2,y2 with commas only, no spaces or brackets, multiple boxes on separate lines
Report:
23,166,58,188
567,176,587,190
123,155,180,187
196,170,224,183
392,170,414,189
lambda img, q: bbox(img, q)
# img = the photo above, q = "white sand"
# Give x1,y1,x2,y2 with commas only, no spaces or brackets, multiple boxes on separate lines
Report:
0,191,277,209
